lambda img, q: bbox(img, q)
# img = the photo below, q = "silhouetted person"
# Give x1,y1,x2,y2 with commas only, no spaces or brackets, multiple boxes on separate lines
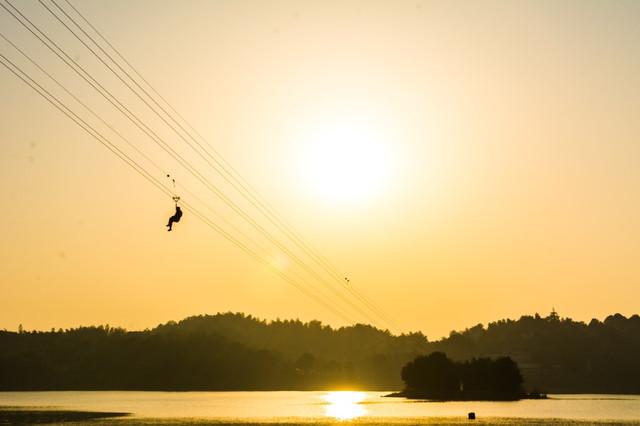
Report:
166,206,182,231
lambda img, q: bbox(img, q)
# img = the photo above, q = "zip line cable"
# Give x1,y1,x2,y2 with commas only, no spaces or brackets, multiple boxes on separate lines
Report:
0,32,164,176
56,0,396,330
3,0,383,328
2,1,303,283
0,22,364,321
0,54,172,199
2,0,299,271
0,29,278,261
2,0,392,328
0,52,356,324
57,0,395,330
0,26,351,322
37,0,383,329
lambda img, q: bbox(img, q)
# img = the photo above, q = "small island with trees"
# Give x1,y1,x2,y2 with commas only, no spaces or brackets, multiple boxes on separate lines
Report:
389,352,546,401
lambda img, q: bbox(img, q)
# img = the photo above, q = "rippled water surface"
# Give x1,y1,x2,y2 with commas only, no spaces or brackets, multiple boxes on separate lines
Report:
1,391,639,422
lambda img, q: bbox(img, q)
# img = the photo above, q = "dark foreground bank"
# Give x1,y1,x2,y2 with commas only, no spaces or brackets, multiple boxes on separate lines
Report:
1,409,639,426
0,407,128,424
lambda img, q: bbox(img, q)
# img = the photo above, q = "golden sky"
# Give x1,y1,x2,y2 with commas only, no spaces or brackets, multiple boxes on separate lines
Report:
1,0,639,338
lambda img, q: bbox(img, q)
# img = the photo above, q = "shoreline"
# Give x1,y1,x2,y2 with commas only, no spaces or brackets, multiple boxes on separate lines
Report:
0,409,639,426
384,390,548,401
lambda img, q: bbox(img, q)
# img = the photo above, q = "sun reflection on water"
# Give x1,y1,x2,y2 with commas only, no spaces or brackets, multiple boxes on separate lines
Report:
323,391,367,420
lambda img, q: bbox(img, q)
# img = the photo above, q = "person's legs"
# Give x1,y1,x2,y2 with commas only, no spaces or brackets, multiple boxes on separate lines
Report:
167,217,175,231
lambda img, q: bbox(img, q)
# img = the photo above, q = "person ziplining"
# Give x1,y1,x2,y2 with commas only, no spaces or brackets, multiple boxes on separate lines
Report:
166,174,183,231
166,204,182,231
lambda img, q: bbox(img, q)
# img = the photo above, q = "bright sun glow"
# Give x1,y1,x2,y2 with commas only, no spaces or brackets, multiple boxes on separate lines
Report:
298,117,393,204
323,391,367,420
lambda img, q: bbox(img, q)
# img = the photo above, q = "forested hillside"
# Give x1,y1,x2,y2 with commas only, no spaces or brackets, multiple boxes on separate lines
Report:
1,311,638,392
430,310,640,393
0,314,428,390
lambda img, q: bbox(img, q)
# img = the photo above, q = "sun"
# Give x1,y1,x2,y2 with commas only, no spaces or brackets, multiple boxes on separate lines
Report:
297,116,393,204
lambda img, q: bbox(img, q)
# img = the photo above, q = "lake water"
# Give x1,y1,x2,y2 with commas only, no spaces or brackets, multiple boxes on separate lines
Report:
1,391,639,423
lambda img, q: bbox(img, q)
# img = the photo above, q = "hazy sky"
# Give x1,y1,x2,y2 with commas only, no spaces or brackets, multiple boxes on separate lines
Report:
1,0,639,338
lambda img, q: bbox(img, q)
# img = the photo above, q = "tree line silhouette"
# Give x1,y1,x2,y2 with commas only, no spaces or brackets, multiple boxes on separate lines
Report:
0,314,425,390
430,310,640,394
1,311,638,392
397,352,524,400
